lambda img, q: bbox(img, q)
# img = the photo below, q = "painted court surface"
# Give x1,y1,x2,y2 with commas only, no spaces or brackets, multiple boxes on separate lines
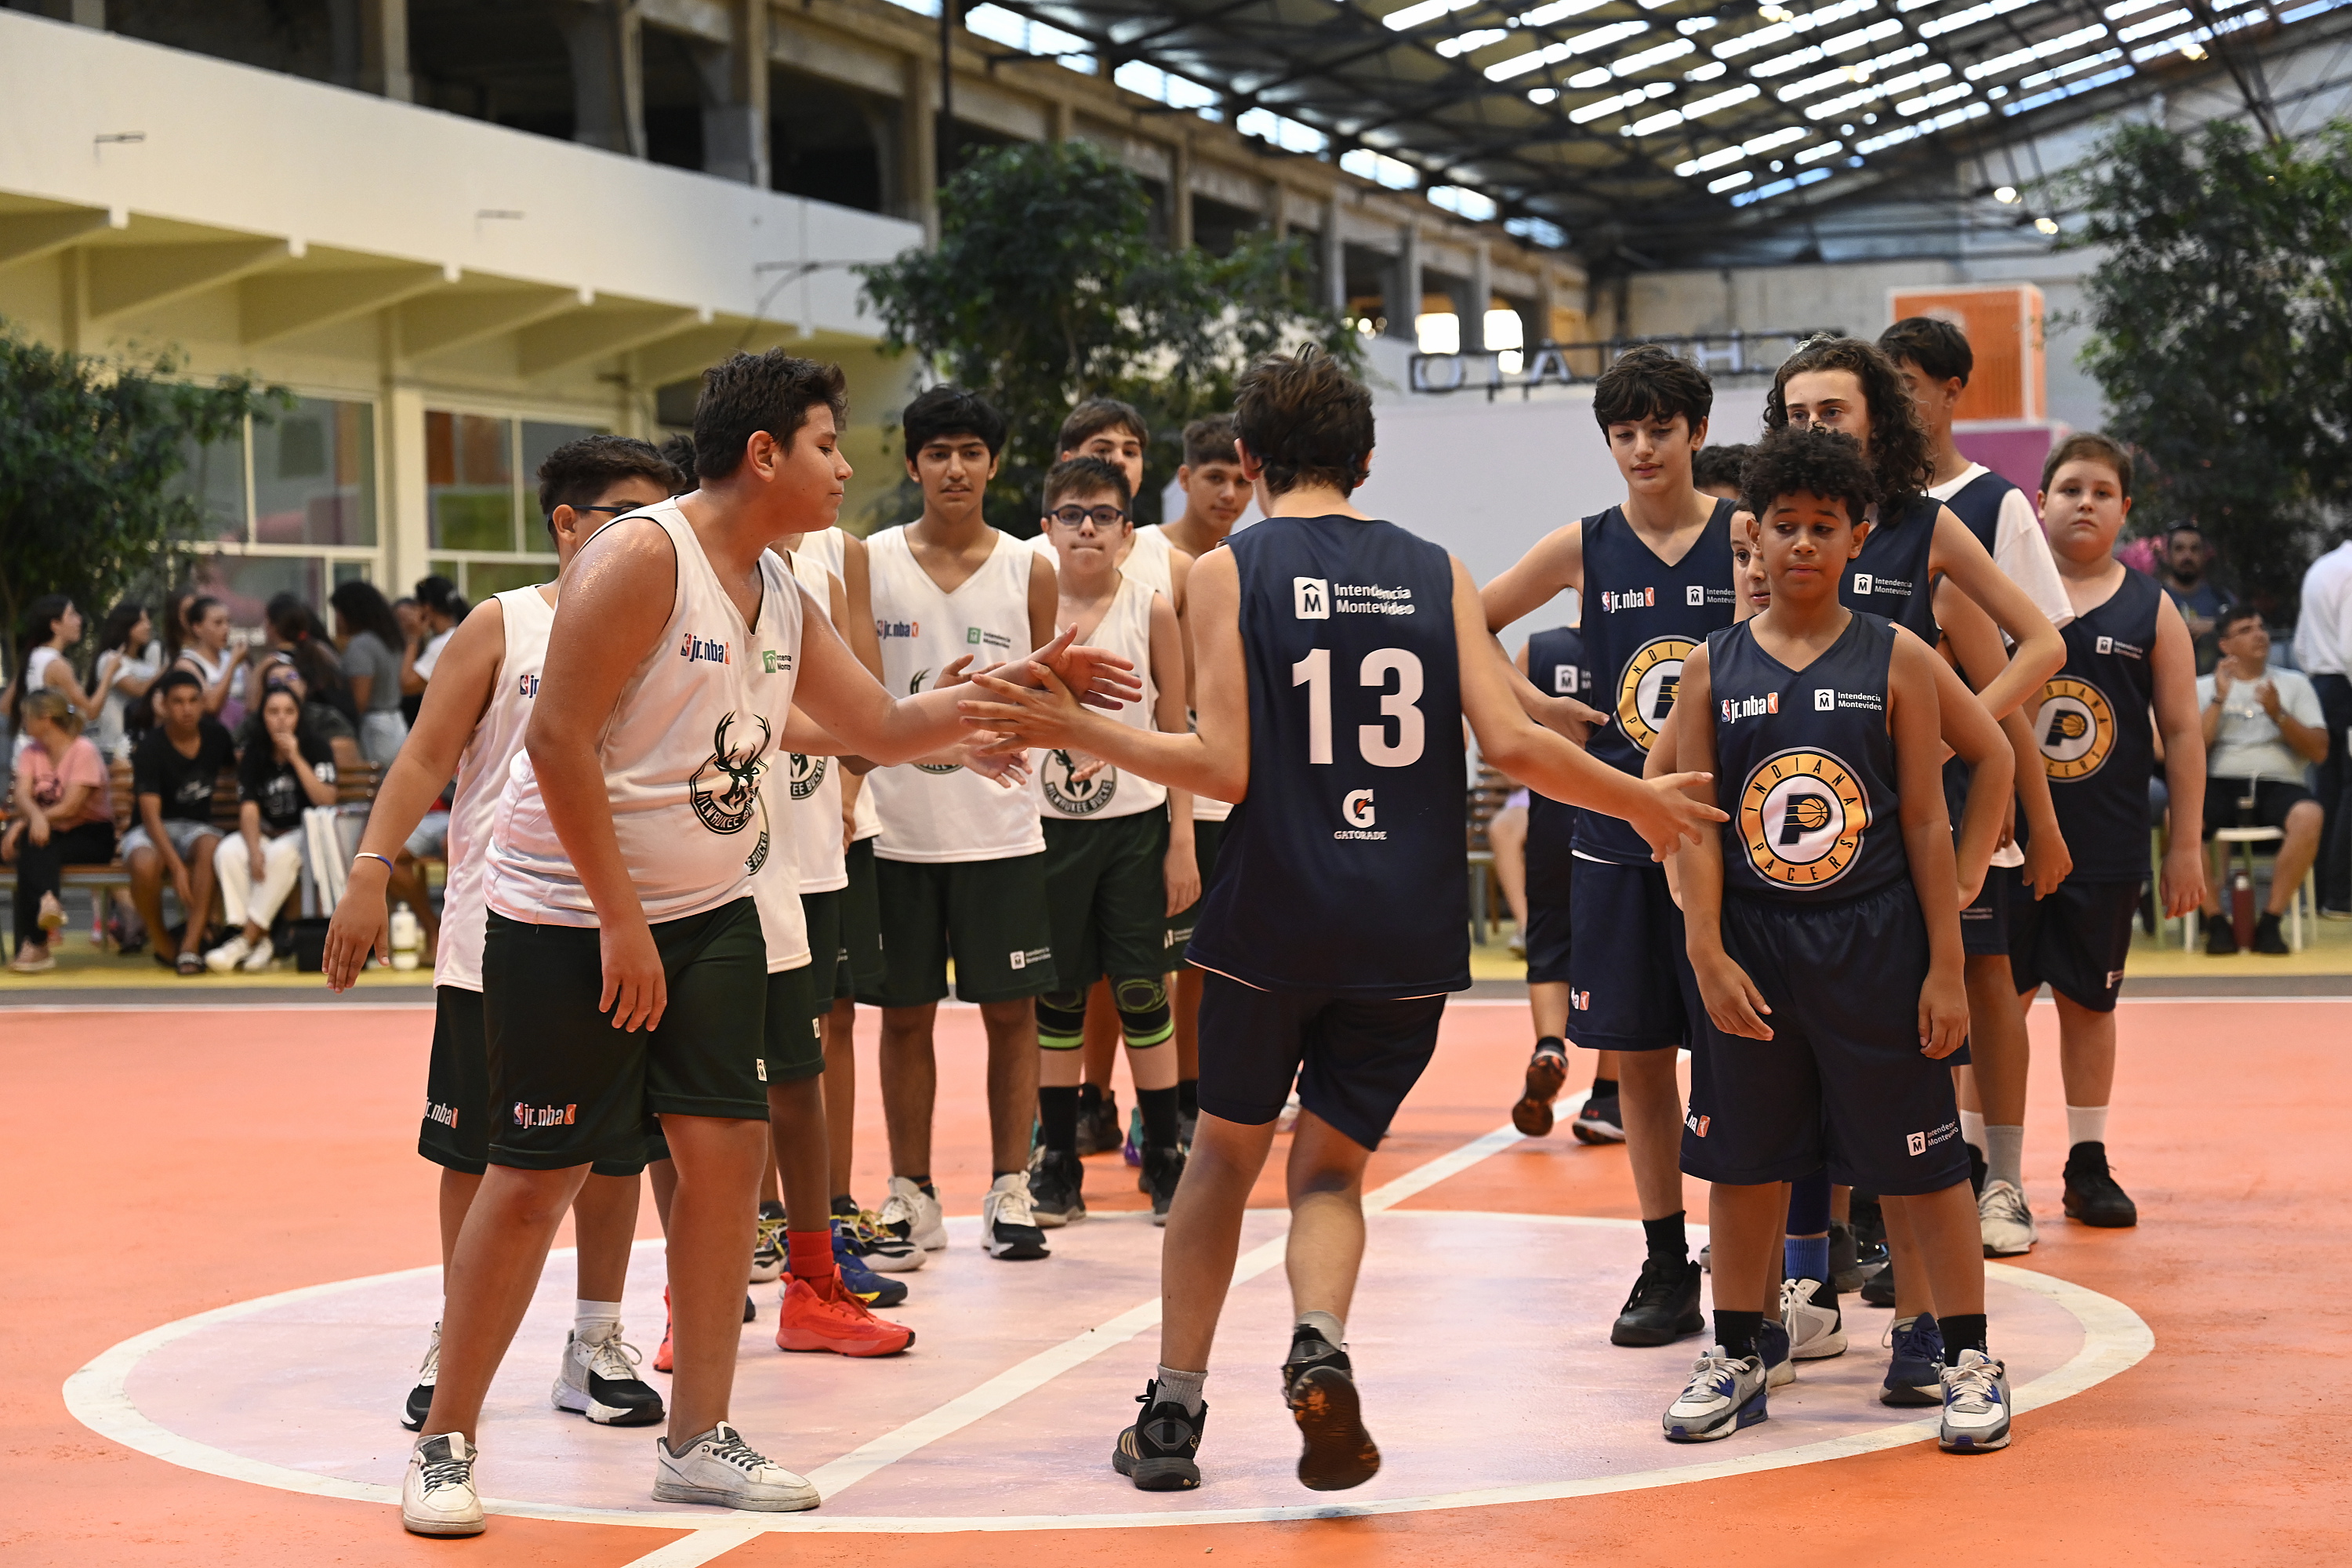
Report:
8,995,2348,1565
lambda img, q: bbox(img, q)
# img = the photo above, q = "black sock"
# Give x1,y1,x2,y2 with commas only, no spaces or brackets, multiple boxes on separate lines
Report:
1138,1085,1181,1148
1712,1309,1764,1360
757,1198,784,1220
904,1174,935,1197
1592,1076,1618,1099
1039,1085,1080,1155
830,1194,858,1218
1076,1082,1103,1114
1177,1078,1199,1117
1535,1033,1566,1057
1642,1210,1689,1265
1940,1312,1989,1365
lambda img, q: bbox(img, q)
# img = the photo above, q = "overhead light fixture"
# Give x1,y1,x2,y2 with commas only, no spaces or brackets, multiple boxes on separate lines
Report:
1759,3,1795,20
2034,216,2060,234
1994,184,2019,202
2180,40,2208,59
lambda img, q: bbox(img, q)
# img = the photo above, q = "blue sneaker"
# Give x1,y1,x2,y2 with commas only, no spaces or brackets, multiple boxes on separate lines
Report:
1759,1318,1794,1388
833,1220,909,1308
1662,1347,1768,1443
1938,1348,2012,1451
1123,1105,1144,1168
1880,1313,1944,1406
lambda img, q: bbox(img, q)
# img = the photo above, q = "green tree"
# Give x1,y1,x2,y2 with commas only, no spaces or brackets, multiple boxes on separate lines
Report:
858,139,1360,532
0,326,287,662
2071,120,2352,610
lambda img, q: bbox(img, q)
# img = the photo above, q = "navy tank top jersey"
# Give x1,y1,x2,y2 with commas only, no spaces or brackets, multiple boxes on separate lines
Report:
1574,499,1738,864
1841,493,1941,641
1523,624,1586,880
1708,612,1908,904
1942,469,2016,555
1185,514,1470,997
2037,570,2161,882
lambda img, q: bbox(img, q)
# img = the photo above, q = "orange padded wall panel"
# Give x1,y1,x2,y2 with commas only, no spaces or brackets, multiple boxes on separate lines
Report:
1887,283,2045,421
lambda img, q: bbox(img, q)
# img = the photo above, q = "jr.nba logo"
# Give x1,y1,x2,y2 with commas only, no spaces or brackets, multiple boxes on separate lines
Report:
1294,577,1330,619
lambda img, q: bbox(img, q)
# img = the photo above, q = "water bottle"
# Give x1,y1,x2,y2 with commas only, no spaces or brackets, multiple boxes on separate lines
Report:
390,902,421,971
2230,868,2255,952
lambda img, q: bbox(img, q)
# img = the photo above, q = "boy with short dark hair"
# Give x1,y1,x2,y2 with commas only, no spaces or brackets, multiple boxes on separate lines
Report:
1692,444,1751,503
122,667,234,973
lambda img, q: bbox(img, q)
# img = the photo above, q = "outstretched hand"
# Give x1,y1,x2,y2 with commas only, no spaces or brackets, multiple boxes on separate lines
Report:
1635,773,1727,862
1032,626,1142,711
959,666,1090,752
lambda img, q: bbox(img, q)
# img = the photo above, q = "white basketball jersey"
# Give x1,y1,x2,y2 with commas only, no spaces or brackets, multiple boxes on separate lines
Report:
1036,572,1165,822
1027,522,1176,601
796,525,881,843
783,545,848,894
488,502,805,927
864,524,1044,863
436,585,554,991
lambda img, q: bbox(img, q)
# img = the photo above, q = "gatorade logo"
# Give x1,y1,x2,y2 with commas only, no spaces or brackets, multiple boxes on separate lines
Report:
2037,676,2116,781
1344,789,1376,827
1294,577,1330,619
1616,637,1693,753
1738,746,1868,888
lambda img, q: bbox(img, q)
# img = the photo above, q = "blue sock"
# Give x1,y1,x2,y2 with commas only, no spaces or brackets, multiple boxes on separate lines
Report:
1784,1235,1831,1285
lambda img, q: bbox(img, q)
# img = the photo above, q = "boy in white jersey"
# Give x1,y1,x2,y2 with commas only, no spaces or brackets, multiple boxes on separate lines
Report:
323,435,677,1434
1025,457,1198,1227
396,354,1137,1535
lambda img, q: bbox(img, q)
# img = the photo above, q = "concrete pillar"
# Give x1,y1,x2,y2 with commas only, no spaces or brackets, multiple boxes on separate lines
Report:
1171,137,1194,249
363,0,412,100
1390,223,1421,342
1051,98,1076,142
383,380,430,597
1322,194,1345,316
1534,269,1557,347
697,0,769,187
901,53,938,239
33,0,104,25
1466,241,1492,354
1267,180,1289,241
556,0,646,158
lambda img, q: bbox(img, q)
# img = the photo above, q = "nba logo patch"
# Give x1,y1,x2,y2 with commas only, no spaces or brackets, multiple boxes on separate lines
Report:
1570,989,1590,1011
1293,577,1330,619
1907,1131,1928,1156
756,1058,768,1082
1853,572,1873,594
1814,688,1835,711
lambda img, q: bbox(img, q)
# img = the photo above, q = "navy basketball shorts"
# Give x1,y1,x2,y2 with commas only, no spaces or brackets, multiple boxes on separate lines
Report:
2010,877,2141,1014
1195,971,1447,1152
1524,885,1573,985
1566,857,1698,1051
1681,881,1971,1198
418,985,653,1178
1959,862,2013,959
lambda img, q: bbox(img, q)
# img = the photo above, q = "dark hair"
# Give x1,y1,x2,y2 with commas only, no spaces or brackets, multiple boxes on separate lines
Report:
1739,425,1878,529
902,385,1007,460
1181,415,1240,471
658,434,698,493
1692,444,1752,493
154,666,202,701
536,434,680,527
1878,316,1973,387
1234,347,1374,499
266,591,351,716
12,593,74,730
329,579,405,650
414,575,466,624
2041,431,2135,499
185,595,224,634
1765,336,1932,512
2217,603,2263,639
2166,521,2201,539
1592,345,1714,430
693,350,849,481
88,600,148,688
1043,456,1132,513
1058,397,1149,455
161,586,198,662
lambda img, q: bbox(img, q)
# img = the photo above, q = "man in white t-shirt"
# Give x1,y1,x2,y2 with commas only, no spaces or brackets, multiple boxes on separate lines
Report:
2295,537,2352,915
2197,605,2330,953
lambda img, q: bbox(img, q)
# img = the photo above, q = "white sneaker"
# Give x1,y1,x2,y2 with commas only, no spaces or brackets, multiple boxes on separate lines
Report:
980,1171,1050,1261
401,1322,440,1432
401,1432,484,1536
880,1175,946,1253
203,933,252,974
1938,1348,2013,1451
551,1327,665,1426
1979,1179,2038,1256
749,1210,786,1283
1779,1276,1848,1360
846,1206,924,1272
1661,1347,1768,1442
652,1421,819,1511
238,935,275,973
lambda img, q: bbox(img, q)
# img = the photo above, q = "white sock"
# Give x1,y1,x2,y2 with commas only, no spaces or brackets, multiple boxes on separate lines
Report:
575,1299,621,1342
2065,1105,2108,1150
1297,1309,1345,1347
1984,1125,2025,1192
1153,1364,1207,1415
1958,1109,1986,1152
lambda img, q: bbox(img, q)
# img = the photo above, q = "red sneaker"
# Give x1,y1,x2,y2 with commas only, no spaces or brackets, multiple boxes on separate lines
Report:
776,1273,914,1357
654,1286,673,1374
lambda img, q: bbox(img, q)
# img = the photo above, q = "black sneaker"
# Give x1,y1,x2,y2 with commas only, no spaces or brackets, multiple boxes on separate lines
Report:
1142,1143,1185,1227
1860,1253,1898,1308
1827,1221,1866,1294
2205,918,2239,955
1967,1142,1987,1198
1610,1255,1704,1347
1075,1085,1121,1156
2254,910,2290,954
401,1323,438,1432
1282,1327,1380,1491
2063,1140,2138,1227
1027,1146,1085,1228
1512,1046,1569,1136
1112,1381,1205,1490
1571,1093,1627,1145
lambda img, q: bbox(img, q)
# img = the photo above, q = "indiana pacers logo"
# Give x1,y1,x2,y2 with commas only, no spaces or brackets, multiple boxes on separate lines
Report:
2037,677,2114,780
908,668,962,774
1040,750,1114,815
1617,637,1695,753
788,750,826,801
1739,747,1868,888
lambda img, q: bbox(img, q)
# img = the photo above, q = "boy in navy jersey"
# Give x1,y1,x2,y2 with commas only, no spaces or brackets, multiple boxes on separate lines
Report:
1668,425,2017,1454
961,347,1723,1494
2013,434,2205,1229
1481,346,1737,1347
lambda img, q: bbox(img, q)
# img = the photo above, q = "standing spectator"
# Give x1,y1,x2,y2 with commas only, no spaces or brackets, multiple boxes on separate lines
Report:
3,691,114,972
123,667,236,975
248,593,355,729
2295,531,2352,916
401,579,463,727
330,579,414,765
173,595,242,722
2160,524,2228,674
11,595,99,737
2198,606,2330,953
205,685,337,973
89,601,162,760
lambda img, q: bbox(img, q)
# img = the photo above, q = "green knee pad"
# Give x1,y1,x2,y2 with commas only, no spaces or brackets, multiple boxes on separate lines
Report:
1112,975,1173,1051
1036,989,1087,1051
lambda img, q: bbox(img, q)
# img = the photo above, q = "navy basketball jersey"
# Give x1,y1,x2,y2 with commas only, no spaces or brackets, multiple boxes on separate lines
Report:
1842,494,1940,641
1575,499,1737,863
1523,624,1586,880
1941,469,2016,555
1709,612,1909,903
1185,514,1469,996
2037,570,2160,881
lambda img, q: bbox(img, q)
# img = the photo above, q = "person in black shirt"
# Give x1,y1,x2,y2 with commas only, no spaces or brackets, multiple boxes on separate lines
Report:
205,684,337,973
124,668,237,974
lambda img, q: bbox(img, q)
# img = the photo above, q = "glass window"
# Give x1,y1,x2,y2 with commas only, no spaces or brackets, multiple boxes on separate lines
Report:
426,410,517,552
519,420,603,555
254,397,377,547
194,552,327,630
173,430,248,546
460,561,551,600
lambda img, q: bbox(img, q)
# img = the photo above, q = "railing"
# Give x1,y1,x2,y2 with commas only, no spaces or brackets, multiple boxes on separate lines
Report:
1407,327,1846,401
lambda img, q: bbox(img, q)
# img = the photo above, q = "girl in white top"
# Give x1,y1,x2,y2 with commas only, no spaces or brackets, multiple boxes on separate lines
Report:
91,603,162,759
9,597,96,753
174,595,241,720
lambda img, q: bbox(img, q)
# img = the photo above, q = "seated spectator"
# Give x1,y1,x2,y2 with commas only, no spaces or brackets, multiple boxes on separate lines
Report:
89,601,162,761
238,662,362,774
329,579,413,765
246,593,357,732
124,668,237,975
2198,605,2331,953
205,686,337,973
3,691,114,973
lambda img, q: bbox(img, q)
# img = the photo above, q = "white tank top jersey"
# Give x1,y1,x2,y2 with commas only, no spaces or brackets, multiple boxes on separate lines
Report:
864,524,1045,863
794,525,882,844
749,763,813,973
1027,522,1176,601
488,502,806,927
783,545,848,894
434,586,554,990
1036,572,1166,822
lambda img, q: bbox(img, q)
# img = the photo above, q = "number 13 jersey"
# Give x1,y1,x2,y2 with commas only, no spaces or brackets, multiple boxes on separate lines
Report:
1185,514,1468,997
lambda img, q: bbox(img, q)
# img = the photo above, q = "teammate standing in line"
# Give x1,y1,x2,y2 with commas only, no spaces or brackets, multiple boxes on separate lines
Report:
2012,434,2205,1231
960,347,1724,1494
1023,456,1198,1227
324,435,678,1436
1479,346,1737,1349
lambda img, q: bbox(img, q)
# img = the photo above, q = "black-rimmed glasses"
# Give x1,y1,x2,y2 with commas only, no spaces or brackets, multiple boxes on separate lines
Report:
1047,504,1128,531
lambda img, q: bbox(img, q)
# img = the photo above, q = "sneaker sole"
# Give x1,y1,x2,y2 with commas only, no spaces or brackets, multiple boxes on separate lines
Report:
1880,1380,1942,1407
1610,1310,1705,1348
1112,1444,1201,1490
1765,1359,1795,1388
550,1380,666,1426
401,1511,485,1537
1664,1389,1768,1443
983,1240,1051,1260
749,1261,784,1283
2062,1198,2137,1228
1981,1237,2037,1257
860,1246,926,1273
1790,1331,1848,1360
777,1329,914,1356
652,1479,820,1512
1938,1424,2012,1452
1289,1367,1381,1491
1032,1207,1084,1229
1569,1120,1627,1145
1510,1054,1568,1137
